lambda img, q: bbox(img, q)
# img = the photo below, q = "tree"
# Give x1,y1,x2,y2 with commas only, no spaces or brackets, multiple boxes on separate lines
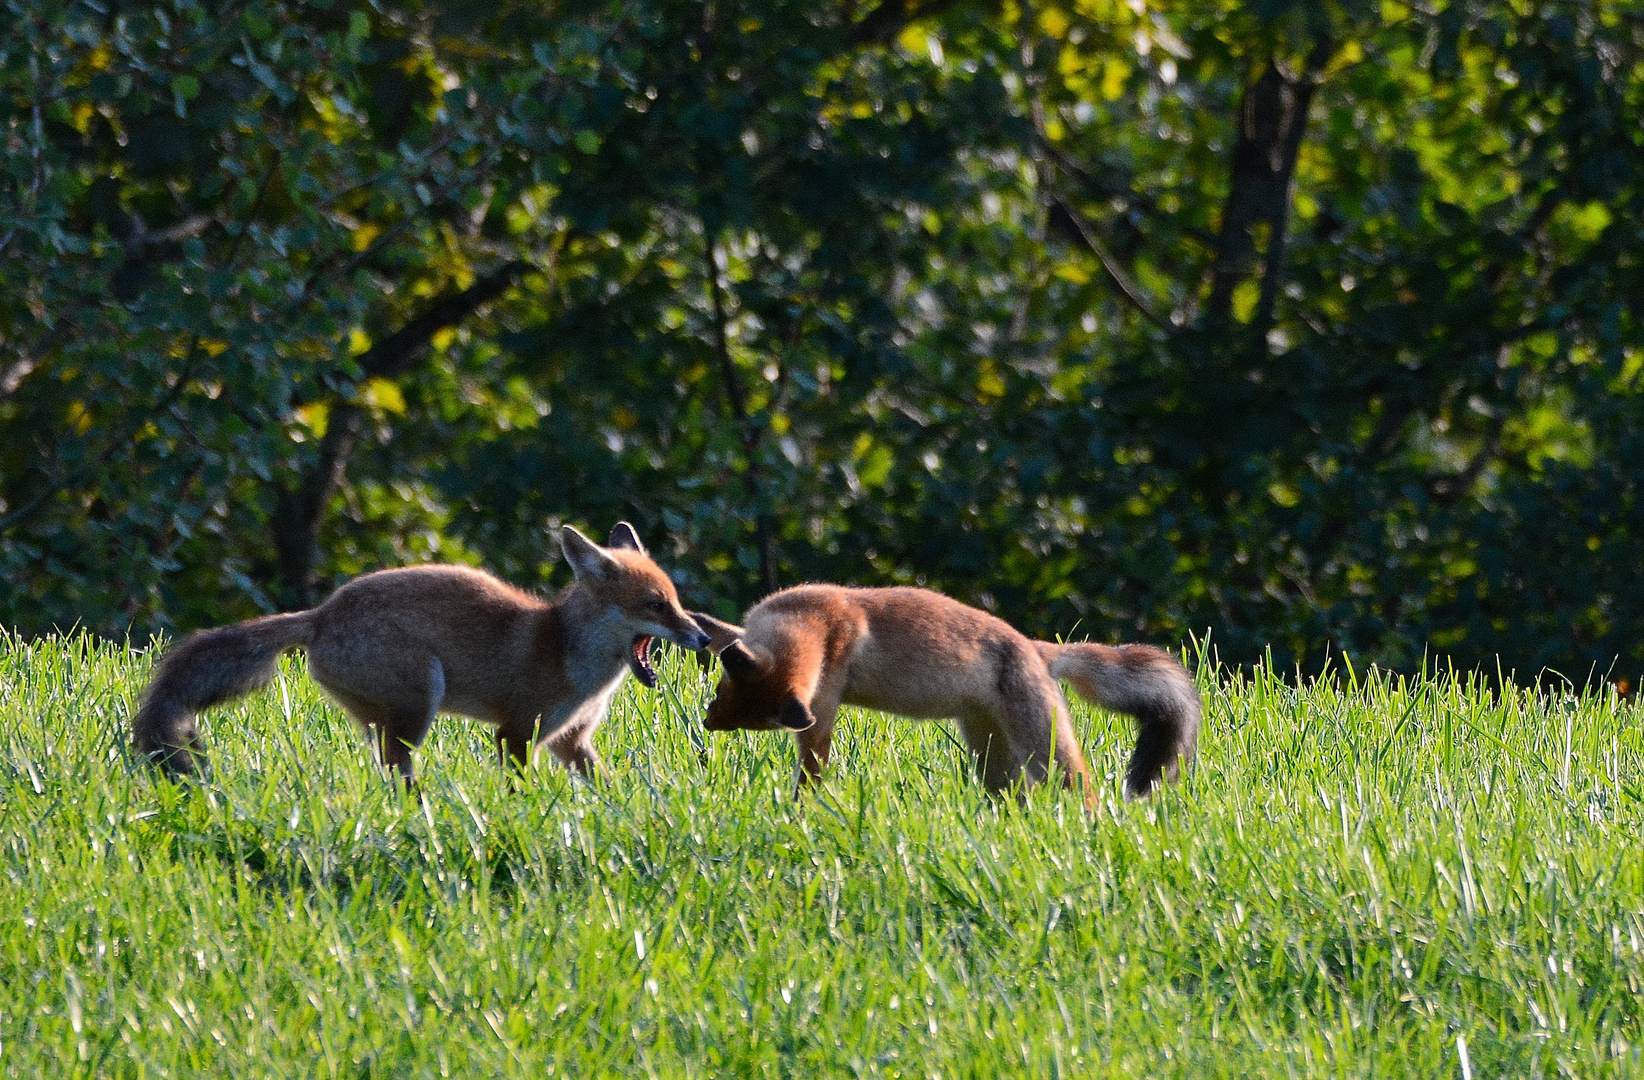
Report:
1020,0,1644,674
3,1,1640,684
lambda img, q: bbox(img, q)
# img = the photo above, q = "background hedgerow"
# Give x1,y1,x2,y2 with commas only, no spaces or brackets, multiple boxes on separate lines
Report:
1,633,1641,1077
5,1,1642,680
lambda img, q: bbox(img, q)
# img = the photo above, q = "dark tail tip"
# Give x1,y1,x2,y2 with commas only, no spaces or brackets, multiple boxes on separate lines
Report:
1123,714,1191,799
128,615,309,778
145,740,205,777
1123,688,1202,800
132,700,206,777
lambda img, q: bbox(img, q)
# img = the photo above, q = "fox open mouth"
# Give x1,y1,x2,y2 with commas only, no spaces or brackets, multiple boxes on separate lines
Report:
628,635,657,688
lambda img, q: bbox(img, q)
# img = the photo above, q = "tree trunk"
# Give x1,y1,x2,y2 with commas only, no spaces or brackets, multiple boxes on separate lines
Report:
1203,43,1332,335
267,261,528,608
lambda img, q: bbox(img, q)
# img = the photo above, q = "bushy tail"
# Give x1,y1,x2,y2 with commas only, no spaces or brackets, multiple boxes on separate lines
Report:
1036,641,1202,799
133,613,316,775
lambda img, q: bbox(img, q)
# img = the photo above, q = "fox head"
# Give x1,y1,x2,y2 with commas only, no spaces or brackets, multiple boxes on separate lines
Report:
695,613,815,732
561,523,710,687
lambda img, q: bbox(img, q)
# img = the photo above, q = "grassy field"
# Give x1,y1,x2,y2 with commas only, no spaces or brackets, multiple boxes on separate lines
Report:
0,633,1641,1078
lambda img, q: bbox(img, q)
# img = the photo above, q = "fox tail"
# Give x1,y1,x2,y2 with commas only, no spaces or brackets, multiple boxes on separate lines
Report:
133,612,317,775
1036,640,1202,799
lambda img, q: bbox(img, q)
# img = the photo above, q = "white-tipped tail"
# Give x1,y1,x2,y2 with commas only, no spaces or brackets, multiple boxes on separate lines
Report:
1036,640,1201,798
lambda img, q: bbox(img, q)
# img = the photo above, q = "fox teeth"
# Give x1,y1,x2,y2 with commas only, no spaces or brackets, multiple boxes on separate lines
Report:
629,635,657,688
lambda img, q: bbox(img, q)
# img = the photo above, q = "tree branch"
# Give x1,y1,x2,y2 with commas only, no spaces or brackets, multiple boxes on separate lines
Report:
1035,134,1218,250
1043,181,1170,332
269,259,530,607
1428,409,1509,504
706,242,750,432
1028,93,1170,331
354,260,530,381
270,402,362,610
1253,40,1333,331
705,235,780,594
1017,21,1174,334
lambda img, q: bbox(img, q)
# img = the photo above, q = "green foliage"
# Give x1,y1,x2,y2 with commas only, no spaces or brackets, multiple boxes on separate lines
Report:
2,636,1643,1074
2,2,1641,679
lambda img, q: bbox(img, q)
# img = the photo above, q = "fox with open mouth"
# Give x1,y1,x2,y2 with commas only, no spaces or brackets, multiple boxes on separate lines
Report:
133,523,710,783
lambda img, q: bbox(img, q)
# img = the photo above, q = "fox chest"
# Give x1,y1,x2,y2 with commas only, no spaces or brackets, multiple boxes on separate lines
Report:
535,653,629,731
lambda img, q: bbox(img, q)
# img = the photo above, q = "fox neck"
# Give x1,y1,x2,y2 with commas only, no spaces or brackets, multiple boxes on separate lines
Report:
552,585,639,694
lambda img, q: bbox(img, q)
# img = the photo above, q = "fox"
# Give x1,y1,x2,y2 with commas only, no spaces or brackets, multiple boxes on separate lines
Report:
692,584,1200,801
132,523,711,782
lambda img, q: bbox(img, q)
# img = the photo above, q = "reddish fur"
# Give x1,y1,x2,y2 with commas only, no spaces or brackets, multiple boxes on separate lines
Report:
133,524,709,783
701,585,1093,803
700,585,1202,802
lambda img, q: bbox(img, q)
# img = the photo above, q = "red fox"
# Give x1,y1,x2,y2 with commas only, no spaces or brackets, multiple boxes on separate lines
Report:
693,585,1200,801
133,523,710,782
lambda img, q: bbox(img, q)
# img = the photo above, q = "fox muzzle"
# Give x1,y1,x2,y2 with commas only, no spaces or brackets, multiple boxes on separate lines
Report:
675,626,712,652
701,710,782,732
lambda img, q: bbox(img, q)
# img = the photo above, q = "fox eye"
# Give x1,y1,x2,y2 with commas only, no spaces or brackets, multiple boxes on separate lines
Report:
649,597,669,613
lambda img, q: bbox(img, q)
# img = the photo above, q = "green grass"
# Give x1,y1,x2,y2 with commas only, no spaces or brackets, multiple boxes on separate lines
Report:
1,633,1641,1078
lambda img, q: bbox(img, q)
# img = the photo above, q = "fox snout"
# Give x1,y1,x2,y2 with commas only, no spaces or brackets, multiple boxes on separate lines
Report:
700,709,738,732
702,708,777,732
641,603,709,651
702,693,815,732
624,613,711,690
670,618,711,653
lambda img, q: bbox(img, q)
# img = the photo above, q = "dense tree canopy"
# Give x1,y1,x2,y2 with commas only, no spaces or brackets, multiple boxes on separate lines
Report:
2,0,1641,681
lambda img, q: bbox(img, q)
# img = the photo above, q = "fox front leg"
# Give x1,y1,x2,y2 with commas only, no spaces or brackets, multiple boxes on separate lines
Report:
791,687,844,796
547,735,603,778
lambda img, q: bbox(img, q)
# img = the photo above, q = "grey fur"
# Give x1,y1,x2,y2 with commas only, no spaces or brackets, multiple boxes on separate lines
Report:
133,613,317,774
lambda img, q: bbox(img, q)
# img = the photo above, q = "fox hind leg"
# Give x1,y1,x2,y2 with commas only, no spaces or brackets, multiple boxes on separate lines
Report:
495,725,532,771
547,728,603,777
334,699,423,785
958,710,1031,797
507,707,603,779
320,658,444,786
960,693,1060,799
1051,694,1096,808
492,710,602,779
491,728,602,780
960,641,1060,797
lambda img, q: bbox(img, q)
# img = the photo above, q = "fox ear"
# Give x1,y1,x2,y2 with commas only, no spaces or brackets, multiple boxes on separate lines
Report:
690,611,746,654
607,521,646,554
775,693,815,729
718,640,762,679
561,525,618,582
777,695,815,731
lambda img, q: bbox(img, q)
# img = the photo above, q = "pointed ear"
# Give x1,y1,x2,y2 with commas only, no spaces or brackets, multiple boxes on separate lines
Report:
607,521,646,554
561,525,617,582
718,640,762,679
777,695,815,731
690,611,746,654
